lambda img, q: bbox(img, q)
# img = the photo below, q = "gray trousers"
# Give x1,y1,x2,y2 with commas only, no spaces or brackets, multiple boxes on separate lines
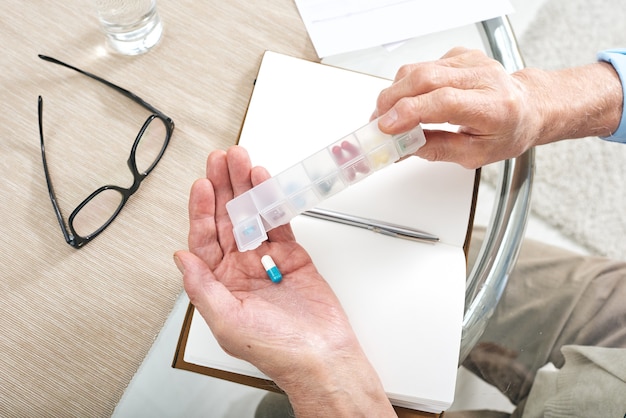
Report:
457,230,626,417
256,230,626,417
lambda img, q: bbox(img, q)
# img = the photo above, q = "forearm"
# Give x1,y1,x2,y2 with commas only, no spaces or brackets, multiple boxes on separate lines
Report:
274,349,396,418
514,62,623,146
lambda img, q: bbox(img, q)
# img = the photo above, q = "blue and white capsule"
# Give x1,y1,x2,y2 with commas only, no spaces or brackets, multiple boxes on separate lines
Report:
261,255,282,283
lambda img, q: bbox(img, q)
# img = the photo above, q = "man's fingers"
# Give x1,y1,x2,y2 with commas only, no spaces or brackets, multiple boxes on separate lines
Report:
250,165,297,244
187,178,224,267
206,149,239,252
379,86,506,134
375,49,507,130
417,130,520,169
417,130,482,168
227,146,255,197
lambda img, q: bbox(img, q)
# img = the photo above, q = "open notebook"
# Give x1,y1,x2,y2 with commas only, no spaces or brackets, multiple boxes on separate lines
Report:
175,51,477,413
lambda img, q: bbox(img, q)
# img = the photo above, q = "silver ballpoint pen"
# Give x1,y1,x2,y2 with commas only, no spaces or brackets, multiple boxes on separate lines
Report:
301,207,439,243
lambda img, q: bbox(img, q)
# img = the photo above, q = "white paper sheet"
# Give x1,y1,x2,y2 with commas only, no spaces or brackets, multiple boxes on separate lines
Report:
294,0,514,57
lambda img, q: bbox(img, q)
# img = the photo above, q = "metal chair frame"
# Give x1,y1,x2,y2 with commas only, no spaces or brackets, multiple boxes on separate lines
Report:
460,16,534,362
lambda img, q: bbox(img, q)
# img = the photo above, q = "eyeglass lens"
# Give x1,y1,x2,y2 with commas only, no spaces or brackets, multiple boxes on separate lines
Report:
135,116,168,174
72,189,123,237
70,116,169,238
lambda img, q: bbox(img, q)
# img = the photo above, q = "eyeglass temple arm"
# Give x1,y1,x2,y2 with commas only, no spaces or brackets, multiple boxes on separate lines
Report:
38,54,166,118
37,95,76,246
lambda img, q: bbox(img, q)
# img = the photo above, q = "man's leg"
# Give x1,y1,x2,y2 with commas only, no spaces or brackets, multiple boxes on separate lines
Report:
463,228,626,410
255,392,293,418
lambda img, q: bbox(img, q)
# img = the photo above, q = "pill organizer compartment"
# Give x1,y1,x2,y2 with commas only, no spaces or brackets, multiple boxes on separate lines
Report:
226,119,426,251
303,148,347,198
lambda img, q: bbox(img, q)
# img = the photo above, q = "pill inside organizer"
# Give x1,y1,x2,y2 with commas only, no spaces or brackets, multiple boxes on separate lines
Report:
226,118,426,252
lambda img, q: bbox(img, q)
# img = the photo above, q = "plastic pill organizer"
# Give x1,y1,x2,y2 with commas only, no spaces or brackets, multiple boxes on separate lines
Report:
226,119,426,252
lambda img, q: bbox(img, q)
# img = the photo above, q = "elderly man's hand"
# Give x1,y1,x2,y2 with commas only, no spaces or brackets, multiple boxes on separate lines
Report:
373,47,622,168
372,48,538,168
174,146,395,417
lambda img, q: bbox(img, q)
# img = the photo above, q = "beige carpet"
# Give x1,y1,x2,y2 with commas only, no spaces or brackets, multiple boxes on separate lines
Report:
485,0,626,260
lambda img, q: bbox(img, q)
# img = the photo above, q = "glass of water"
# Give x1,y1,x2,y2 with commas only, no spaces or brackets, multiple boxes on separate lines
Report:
93,0,163,55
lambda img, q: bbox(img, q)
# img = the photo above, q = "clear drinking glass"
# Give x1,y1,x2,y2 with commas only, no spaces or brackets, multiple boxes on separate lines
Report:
93,0,163,55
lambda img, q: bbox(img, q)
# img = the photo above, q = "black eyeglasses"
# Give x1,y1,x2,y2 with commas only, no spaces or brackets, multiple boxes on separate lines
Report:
37,55,175,248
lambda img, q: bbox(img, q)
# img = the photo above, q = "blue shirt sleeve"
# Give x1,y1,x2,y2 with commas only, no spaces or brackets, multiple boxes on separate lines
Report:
597,49,626,143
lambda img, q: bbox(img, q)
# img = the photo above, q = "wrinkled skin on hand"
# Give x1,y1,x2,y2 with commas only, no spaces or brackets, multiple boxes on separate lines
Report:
373,47,541,168
174,146,376,396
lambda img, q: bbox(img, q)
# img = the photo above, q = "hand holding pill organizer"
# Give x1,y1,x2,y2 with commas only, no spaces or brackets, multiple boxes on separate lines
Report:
176,51,478,413
226,119,426,252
